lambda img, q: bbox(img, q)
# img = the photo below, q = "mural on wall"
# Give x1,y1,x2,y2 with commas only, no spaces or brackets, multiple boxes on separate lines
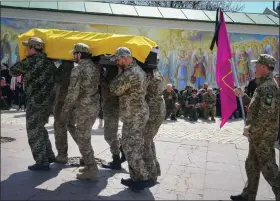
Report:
1,17,279,89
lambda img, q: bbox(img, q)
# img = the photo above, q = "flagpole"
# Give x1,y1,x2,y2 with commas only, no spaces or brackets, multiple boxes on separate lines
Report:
230,58,246,122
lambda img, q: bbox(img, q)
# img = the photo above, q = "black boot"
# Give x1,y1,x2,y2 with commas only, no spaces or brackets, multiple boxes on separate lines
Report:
102,154,122,170
48,157,56,163
121,178,156,190
28,164,50,171
120,145,126,163
121,178,134,187
80,158,85,166
230,194,248,201
170,115,177,121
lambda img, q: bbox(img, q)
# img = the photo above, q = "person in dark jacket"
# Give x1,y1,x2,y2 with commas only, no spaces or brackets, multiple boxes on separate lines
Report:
247,78,257,97
1,77,14,109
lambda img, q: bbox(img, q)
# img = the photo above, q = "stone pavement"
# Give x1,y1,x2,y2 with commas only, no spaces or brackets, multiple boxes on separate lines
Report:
1,110,279,200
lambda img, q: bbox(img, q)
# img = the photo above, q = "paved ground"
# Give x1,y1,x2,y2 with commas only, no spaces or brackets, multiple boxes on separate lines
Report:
1,110,279,200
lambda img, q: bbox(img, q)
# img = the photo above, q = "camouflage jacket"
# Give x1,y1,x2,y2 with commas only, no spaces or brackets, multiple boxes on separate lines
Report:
182,90,192,104
243,72,280,141
203,93,216,108
145,69,165,115
9,53,56,107
186,96,199,107
162,89,178,108
109,61,148,120
62,59,100,113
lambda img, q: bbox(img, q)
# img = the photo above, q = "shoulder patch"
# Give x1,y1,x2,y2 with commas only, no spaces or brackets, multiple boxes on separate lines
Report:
265,94,273,106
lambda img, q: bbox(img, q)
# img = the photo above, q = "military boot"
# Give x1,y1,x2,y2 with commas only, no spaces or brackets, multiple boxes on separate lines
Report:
76,165,99,181
170,115,177,121
120,146,126,163
102,154,122,170
78,166,88,173
55,155,68,164
28,163,50,171
230,194,248,201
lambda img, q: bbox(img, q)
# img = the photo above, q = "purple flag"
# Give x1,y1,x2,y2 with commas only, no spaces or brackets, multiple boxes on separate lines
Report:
216,10,237,128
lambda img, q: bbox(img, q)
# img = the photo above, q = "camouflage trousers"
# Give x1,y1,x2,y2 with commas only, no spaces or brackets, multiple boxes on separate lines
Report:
67,103,100,170
165,106,177,119
26,105,55,165
122,113,150,181
204,107,216,119
188,107,198,120
53,89,70,157
143,100,165,180
241,140,280,201
103,97,120,155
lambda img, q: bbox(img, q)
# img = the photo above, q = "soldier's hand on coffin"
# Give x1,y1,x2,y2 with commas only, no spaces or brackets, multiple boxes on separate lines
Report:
234,87,244,97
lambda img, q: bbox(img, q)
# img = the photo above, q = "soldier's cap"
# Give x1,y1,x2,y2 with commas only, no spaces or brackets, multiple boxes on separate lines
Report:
251,54,277,69
71,43,91,54
22,37,44,50
110,47,132,61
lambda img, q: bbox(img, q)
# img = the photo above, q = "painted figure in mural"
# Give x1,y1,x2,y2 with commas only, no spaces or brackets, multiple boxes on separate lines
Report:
236,47,249,85
166,43,179,85
109,47,153,190
191,48,206,88
9,37,56,171
177,49,188,90
211,50,218,88
1,33,12,67
158,50,169,82
10,35,19,65
246,43,258,81
60,43,100,181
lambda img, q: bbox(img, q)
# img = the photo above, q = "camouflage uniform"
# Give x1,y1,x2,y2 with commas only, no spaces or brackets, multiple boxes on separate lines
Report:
109,47,150,182
186,95,199,121
9,37,55,170
100,76,120,156
182,89,192,117
233,55,280,201
162,89,178,119
143,69,165,180
203,92,216,120
61,43,100,180
53,60,74,163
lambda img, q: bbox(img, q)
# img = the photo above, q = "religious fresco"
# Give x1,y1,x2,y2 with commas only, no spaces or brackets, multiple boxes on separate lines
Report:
1,17,279,89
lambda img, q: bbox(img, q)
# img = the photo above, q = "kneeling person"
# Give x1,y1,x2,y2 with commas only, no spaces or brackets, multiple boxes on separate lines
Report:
186,90,199,121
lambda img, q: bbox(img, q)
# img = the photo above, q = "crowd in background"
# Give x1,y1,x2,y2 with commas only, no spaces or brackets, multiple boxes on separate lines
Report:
2,59,280,124
1,63,26,110
162,76,280,122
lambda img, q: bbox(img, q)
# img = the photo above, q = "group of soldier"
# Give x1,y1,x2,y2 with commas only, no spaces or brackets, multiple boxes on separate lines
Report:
9,36,165,191
162,83,217,122
8,35,280,199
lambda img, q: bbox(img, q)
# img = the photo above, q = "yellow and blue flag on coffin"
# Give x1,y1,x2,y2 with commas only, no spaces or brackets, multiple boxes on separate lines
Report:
18,28,157,63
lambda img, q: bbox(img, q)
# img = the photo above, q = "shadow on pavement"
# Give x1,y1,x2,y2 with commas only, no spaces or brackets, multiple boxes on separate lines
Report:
1,165,151,200
97,187,155,200
1,167,62,200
